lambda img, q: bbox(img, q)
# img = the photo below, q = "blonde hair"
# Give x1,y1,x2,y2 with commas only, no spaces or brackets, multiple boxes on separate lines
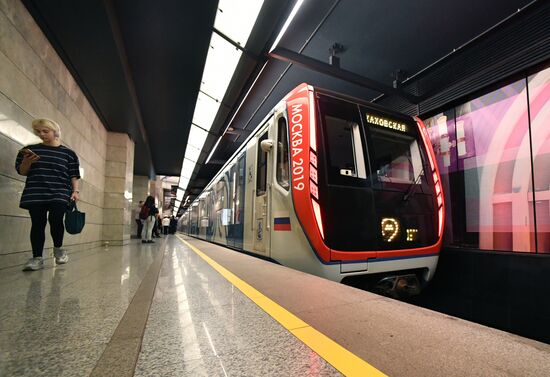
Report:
32,118,61,138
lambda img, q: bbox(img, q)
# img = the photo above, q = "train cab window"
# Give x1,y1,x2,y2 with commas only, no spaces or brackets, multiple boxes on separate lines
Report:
318,94,368,186
324,117,367,179
276,117,290,190
256,132,268,196
369,128,427,191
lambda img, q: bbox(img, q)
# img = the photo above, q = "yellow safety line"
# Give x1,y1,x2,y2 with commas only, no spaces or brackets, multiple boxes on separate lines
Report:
176,235,387,377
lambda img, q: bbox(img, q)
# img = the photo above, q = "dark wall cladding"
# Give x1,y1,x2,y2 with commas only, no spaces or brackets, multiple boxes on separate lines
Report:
377,1,549,117
416,247,550,344
374,96,419,117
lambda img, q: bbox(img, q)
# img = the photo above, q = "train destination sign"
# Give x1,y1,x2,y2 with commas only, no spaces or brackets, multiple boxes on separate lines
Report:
365,113,407,132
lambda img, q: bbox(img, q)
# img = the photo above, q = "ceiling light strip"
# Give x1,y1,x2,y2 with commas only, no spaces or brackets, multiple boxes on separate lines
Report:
177,0,266,213
269,0,304,52
205,61,268,164
202,1,310,168
191,122,217,135
212,27,246,52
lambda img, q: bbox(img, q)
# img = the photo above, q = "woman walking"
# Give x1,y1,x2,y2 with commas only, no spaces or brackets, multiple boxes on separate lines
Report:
15,119,80,271
141,196,159,244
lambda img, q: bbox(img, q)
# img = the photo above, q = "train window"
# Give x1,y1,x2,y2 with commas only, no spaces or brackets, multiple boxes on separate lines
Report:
207,190,215,235
256,132,268,196
200,197,209,227
235,155,245,224
318,94,369,187
230,165,237,224
370,128,426,190
276,117,290,190
215,179,231,225
323,116,367,184
191,204,199,235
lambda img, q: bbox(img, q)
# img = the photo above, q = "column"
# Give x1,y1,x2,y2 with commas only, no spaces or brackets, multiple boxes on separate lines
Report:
103,132,134,245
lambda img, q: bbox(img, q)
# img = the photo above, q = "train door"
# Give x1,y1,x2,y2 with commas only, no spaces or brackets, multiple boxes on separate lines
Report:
253,127,272,256
269,114,294,256
227,165,236,248
198,197,206,239
232,155,246,249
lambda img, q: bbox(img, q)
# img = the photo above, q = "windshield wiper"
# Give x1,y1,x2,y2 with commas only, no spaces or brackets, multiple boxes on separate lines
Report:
403,169,424,202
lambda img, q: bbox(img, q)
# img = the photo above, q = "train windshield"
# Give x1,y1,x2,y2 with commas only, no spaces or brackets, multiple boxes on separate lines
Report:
318,94,429,190
316,93,437,251
369,128,427,191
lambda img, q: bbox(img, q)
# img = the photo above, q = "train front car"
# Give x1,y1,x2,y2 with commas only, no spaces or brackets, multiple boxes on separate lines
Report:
286,84,444,296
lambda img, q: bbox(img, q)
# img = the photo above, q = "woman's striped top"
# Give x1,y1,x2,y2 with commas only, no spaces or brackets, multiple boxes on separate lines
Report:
15,144,80,209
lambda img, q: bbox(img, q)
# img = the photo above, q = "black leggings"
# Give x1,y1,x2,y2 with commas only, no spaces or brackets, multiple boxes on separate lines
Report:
28,202,66,258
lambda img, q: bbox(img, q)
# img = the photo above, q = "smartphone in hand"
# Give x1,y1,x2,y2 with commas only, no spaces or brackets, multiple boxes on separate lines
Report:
21,148,40,160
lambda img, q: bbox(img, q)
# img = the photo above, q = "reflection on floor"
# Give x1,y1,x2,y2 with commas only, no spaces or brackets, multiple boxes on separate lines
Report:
0,236,341,377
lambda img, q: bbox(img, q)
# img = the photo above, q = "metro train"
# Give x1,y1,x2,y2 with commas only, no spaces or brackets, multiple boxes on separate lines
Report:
179,83,444,295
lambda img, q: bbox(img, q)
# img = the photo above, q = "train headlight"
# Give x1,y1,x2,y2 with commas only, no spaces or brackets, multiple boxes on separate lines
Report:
381,218,400,242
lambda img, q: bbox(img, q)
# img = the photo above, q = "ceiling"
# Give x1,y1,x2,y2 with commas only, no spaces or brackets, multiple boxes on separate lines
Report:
22,0,545,211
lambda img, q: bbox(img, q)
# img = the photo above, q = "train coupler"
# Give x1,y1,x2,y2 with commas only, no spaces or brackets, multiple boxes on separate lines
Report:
374,274,421,298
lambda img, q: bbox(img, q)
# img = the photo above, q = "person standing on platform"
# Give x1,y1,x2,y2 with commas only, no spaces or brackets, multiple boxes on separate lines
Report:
141,196,158,244
153,213,162,238
15,118,80,271
169,215,177,234
135,200,144,238
162,216,170,235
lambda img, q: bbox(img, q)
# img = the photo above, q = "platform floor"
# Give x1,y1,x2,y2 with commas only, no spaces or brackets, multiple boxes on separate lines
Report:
1,235,549,376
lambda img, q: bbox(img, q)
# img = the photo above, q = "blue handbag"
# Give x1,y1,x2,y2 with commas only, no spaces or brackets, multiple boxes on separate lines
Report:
65,201,85,234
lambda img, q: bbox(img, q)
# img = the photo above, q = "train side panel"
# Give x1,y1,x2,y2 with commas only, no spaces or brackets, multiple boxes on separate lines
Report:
267,110,346,280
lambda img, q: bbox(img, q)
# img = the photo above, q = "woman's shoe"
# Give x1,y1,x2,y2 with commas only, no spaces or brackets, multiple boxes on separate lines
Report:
53,248,68,264
141,240,147,243
22,257,44,271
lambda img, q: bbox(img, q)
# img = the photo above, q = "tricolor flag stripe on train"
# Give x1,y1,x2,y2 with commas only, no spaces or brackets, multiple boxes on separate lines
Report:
274,217,291,231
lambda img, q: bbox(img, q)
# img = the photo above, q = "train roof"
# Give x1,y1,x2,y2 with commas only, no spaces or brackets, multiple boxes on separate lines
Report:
184,83,417,211
311,85,416,124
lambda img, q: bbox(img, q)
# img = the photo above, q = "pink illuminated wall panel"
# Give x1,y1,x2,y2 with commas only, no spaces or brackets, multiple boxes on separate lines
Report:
529,67,550,253
424,68,550,253
457,80,533,252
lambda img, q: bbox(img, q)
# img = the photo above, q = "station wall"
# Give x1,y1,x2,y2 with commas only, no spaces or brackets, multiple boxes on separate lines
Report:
425,66,550,254
0,0,132,268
